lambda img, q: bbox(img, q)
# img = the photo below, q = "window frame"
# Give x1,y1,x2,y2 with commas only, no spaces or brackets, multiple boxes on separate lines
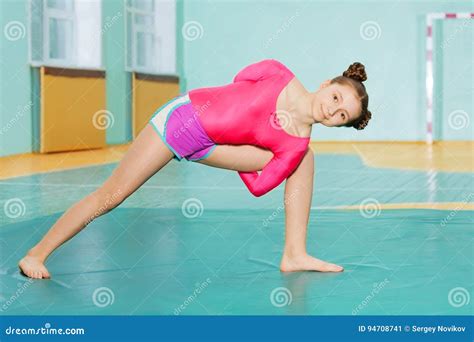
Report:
43,0,76,67
125,0,176,76
28,0,104,71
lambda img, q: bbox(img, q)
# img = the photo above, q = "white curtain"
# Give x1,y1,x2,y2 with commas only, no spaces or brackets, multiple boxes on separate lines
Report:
126,0,177,75
155,0,176,74
75,0,102,68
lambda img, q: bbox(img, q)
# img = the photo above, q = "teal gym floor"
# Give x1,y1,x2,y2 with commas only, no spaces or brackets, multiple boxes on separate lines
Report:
0,152,473,315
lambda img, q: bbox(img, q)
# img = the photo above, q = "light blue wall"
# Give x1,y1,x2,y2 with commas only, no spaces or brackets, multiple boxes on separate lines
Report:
437,19,473,140
103,0,132,144
0,0,472,157
181,0,473,141
0,0,33,157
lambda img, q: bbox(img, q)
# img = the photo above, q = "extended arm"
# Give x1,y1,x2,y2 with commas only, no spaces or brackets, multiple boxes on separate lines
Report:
238,149,306,197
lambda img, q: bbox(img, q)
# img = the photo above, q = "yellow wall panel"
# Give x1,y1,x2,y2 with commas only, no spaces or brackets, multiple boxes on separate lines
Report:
132,73,180,138
41,67,106,153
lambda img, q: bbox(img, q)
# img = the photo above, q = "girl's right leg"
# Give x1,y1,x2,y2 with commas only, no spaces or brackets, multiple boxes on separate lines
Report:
19,123,174,279
196,144,273,171
280,148,343,272
198,145,343,272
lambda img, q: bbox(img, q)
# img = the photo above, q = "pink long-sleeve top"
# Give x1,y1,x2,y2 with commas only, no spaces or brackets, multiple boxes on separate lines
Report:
188,59,311,197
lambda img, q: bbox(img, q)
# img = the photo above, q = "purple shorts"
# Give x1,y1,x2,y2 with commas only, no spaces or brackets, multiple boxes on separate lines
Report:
149,93,216,161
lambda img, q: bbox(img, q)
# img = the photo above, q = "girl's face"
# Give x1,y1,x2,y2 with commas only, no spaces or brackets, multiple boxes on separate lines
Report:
313,81,362,127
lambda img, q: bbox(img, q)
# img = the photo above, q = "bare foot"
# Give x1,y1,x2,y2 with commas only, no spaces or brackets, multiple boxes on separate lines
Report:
18,255,51,279
280,253,344,273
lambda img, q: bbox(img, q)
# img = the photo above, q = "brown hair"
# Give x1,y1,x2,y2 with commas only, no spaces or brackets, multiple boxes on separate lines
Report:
331,62,371,130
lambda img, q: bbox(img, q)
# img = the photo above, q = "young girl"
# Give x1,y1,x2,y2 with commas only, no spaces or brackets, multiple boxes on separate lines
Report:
19,59,372,279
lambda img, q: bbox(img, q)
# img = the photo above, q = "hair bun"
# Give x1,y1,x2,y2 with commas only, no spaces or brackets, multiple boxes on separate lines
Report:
343,62,367,82
355,110,372,130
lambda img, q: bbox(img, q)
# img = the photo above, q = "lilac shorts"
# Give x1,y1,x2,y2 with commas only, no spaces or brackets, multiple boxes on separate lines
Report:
149,94,216,162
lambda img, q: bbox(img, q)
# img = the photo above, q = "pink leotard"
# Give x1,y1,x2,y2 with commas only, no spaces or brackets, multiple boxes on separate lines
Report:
188,59,311,197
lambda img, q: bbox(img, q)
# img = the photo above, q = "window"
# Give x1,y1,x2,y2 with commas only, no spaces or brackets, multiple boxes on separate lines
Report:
29,0,102,69
126,0,176,75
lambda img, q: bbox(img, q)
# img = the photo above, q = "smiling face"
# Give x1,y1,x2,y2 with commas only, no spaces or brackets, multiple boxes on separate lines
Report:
312,81,362,127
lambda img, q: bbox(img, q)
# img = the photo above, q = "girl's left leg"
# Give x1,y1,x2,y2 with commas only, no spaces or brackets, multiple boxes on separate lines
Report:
19,124,175,279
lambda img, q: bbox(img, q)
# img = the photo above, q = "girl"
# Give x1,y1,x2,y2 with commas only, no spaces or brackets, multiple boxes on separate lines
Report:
19,59,372,279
